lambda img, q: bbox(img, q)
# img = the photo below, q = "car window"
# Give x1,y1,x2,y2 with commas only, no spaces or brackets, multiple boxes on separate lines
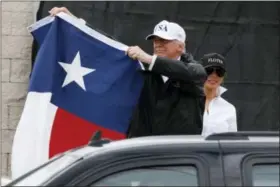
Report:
252,164,279,186
92,166,198,186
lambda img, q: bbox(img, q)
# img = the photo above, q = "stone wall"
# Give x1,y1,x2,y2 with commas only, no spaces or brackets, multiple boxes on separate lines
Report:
1,1,38,177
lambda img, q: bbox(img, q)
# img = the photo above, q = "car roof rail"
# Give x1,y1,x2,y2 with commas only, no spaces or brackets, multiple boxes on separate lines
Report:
205,131,280,140
88,130,112,147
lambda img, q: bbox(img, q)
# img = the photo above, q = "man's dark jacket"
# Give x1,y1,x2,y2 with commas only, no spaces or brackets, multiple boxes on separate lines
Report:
127,53,207,138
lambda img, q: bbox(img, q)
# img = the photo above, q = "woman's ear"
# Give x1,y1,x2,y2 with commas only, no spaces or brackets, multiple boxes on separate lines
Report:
223,73,227,81
221,73,226,85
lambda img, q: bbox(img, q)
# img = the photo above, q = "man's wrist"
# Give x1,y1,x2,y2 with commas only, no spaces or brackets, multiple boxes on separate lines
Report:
144,55,153,64
148,55,157,71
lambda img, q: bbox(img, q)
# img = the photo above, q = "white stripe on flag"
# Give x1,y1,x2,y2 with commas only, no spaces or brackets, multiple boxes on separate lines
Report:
11,92,57,179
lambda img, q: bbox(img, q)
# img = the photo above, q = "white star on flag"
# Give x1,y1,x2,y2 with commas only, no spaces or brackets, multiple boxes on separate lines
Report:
58,51,95,91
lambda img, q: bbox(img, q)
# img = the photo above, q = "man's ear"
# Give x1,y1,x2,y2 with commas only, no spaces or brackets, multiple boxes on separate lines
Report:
177,41,185,53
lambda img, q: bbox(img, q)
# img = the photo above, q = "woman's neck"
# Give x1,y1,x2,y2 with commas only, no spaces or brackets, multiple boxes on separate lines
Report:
204,87,218,100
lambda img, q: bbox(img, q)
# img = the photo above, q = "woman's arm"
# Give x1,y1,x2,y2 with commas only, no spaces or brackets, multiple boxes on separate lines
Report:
228,107,238,132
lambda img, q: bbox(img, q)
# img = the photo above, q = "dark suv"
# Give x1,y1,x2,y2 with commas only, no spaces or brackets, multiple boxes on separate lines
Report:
6,131,280,186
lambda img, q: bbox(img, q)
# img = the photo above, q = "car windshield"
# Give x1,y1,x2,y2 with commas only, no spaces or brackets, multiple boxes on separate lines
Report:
10,154,79,186
8,146,97,186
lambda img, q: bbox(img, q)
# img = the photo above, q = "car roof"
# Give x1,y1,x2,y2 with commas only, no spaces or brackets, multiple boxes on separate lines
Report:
100,135,216,151
104,134,278,150
67,131,279,158
106,135,208,147
66,135,213,159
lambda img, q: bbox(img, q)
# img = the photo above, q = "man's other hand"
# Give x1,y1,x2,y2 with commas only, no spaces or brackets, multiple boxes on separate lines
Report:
49,7,74,17
127,46,153,64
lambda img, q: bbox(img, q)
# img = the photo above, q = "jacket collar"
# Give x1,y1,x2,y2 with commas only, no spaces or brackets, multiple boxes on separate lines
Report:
180,52,195,63
216,86,227,97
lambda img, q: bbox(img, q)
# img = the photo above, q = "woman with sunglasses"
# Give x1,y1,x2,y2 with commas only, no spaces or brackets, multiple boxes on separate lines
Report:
200,53,237,137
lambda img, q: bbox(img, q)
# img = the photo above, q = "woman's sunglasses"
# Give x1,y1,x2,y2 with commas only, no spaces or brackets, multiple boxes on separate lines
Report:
205,67,225,77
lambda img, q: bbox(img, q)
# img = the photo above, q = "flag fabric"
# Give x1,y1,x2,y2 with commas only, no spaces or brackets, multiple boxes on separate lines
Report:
11,12,144,179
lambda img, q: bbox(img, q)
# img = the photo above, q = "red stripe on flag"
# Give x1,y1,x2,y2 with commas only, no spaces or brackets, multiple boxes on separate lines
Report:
49,108,125,158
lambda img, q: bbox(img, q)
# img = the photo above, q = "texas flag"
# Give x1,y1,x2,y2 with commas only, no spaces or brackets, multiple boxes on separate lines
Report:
11,12,143,179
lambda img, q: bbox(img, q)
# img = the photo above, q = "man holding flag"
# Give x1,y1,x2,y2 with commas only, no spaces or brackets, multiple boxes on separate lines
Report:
49,7,207,138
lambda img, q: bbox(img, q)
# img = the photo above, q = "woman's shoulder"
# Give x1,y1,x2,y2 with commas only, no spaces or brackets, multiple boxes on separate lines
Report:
217,96,236,112
216,87,236,112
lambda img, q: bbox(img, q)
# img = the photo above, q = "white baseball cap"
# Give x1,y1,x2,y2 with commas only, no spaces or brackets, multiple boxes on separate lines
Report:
146,20,186,43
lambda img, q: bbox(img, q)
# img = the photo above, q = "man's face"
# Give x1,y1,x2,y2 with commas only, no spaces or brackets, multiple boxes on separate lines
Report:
152,37,183,58
204,67,225,90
